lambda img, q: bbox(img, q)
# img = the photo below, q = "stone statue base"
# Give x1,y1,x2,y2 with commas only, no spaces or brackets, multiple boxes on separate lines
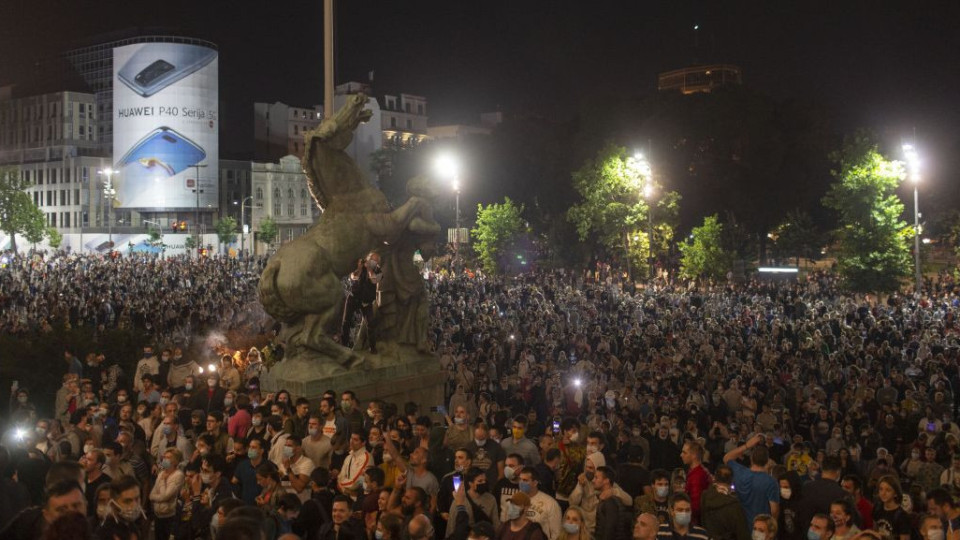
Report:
260,344,445,407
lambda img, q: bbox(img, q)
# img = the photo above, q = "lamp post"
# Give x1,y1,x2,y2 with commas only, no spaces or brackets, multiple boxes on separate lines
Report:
435,154,460,267
190,163,208,258
98,168,116,250
644,183,655,280
903,143,922,293
234,196,254,258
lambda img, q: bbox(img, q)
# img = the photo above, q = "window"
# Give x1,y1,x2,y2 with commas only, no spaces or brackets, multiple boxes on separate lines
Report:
287,202,294,217
390,117,396,128
405,102,411,113
63,213,70,227
300,189,307,199
74,189,80,204
300,200,307,216
60,190,67,205
294,125,298,135
418,104,424,115
38,170,44,183
273,187,281,199
65,168,70,182
273,199,281,215
288,188,294,199
256,187,263,200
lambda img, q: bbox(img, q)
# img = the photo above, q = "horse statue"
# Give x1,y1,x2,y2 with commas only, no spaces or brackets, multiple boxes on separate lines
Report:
258,93,440,373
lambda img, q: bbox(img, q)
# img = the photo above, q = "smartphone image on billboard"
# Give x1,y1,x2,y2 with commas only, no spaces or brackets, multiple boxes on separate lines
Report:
117,44,217,97
116,126,206,180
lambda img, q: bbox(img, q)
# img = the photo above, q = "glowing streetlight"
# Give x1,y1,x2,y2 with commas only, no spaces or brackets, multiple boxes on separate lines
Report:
435,153,462,265
903,143,922,293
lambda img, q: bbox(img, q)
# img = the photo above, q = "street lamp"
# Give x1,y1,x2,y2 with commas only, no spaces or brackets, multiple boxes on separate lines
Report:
234,196,254,258
435,153,460,266
624,152,653,282
98,168,116,250
190,163,208,258
903,143,922,293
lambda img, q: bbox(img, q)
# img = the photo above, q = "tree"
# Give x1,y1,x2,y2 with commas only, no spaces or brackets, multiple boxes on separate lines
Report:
215,216,238,252
472,197,525,274
184,235,198,252
0,167,48,253
679,214,734,281
46,227,62,250
822,133,911,293
23,210,47,249
567,143,679,276
773,209,819,266
257,217,279,248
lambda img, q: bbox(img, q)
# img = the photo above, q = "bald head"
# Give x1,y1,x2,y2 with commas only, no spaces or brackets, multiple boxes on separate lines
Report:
634,513,659,540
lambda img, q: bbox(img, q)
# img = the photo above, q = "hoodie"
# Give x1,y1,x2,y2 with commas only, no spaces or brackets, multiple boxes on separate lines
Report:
701,485,750,540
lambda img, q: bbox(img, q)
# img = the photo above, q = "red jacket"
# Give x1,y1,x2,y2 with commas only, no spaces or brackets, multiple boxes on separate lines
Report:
686,464,712,523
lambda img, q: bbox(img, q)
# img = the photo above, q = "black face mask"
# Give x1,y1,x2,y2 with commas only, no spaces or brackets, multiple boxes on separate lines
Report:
475,483,489,495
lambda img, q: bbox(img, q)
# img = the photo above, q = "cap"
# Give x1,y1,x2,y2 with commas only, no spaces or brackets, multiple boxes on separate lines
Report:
509,492,531,507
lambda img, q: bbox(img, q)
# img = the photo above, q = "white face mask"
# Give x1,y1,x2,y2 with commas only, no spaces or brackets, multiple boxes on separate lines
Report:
928,530,945,540
780,488,792,500
753,531,767,540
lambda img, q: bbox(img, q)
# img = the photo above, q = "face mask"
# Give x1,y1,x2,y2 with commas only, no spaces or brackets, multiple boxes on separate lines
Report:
224,398,233,407
143,353,152,359
115,500,143,523
208,379,217,387
780,488,792,500
584,471,595,482
84,444,95,454
518,481,532,494
184,383,193,391
308,427,319,437
563,523,580,534
97,504,110,519
283,446,294,458
807,530,820,540
35,427,46,436
476,483,489,495
586,444,598,455
504,466,516,481
162,425,173,436
341,400,352,411
655,486,670,498
17,395,27,404
474,438,487,447
248,448,260,459
753,531,766,540
674,511,692,527
201,472,213,485
117,395,127,403
375,531,385,540
929,530,945,540
569,432,579,442
506,502,523,521
159,397,169,406
454,417,465,425
383,453,393,463
513,428,525,439
160,458,172,470
252,417,262,427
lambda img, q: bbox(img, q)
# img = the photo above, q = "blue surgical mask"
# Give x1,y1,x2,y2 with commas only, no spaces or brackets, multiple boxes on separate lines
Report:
248,449,259,460
808,530,820,540
563,523,580,534
518,481,532,494
674,511,691,527
160,458,172,470
375,531,384,540
162,425,173,436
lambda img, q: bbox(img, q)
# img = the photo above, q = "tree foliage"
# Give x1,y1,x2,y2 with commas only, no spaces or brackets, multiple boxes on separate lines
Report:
822,133,911,293
257,217,279,247
567,143,680,273
679,214,734,280
46,227,63,250
215,216,238,251
472,197,525,274
0,167,47,253
773,209,819,265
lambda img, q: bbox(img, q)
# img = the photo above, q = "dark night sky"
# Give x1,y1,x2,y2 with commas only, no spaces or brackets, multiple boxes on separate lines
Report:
1,1,958,191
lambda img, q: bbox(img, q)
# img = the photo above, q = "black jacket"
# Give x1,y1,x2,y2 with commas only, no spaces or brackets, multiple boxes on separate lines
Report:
701,487,750,540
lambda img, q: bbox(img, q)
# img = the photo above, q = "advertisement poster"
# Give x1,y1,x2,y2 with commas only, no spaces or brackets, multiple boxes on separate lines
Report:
112,43,218,209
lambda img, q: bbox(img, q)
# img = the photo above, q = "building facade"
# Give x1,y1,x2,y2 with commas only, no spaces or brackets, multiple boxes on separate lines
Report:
250,155,315,252
253,102,323,162
381,93,429,148
657,64,742,94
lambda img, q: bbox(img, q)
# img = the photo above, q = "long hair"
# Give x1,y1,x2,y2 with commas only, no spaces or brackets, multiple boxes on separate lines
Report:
563,506,592,540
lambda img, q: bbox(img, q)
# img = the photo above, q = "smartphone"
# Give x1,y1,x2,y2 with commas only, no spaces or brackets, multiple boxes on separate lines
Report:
452,474,462,492
117,43,217,97
552,420,561,433
928,422,936,431
116,126,206,180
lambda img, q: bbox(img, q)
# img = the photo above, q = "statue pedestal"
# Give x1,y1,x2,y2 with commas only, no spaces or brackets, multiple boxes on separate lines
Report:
260,345,445,407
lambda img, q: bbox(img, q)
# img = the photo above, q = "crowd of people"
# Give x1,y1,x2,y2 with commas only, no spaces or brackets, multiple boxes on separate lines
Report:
3,250,960,540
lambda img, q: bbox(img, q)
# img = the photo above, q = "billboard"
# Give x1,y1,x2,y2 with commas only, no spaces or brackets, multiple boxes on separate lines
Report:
112,42,218,209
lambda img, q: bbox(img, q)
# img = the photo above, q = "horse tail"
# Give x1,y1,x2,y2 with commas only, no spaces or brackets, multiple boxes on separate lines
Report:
258,260,300,323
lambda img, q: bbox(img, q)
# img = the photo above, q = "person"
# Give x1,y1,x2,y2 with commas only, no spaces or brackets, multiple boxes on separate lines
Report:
232,438,266,505
723,434,779,524
341,252,383,353
518,467,563,540
150,413,194,463
617,445,651,500
445,468,499,536
925,488,960,533
280,435,316,502
634,513,660,540
97,475,146,540
559,507,591,540
80,449,112,515
468,423,507,489
41,511,92,540
193,455,235,538
681,440,711,525
794,456,848,536
556,419,586,511
656,493,710,540
132,346,158,394
753,515,778,540
593,466,631,540
828,499,859,540
701,464,750,540
339,431,373,494
0,480,87,540
376,513,405,540
502,416,542,467
498,492,546,540
496,454,525,523
918,514,945,540
150,448,185,540
635,469,672,526
839,475,872,531
872,476,911,540
569,452,631,535
439,448,476,524
536,449,561,498
255,463,285,512
806,514,834,540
